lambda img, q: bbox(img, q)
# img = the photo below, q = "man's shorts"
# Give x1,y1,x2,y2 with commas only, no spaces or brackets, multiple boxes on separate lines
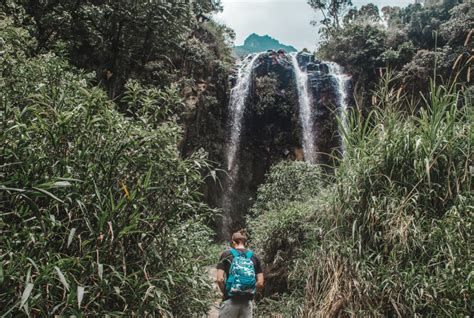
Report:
218,298,253,318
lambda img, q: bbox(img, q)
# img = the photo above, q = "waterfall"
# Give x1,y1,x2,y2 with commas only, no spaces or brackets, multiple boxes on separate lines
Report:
290,53,317,164
226,53,262,171
327,62,350,151
219,52,350,239
220,53,261,239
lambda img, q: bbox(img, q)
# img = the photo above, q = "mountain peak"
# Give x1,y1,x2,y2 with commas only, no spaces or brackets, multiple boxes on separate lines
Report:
234,34,297,57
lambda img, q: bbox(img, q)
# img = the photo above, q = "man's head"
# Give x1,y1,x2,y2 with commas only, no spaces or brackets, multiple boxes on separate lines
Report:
231,231,247,247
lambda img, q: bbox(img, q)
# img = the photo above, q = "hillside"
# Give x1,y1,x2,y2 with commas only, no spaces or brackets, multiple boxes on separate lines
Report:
234,33,297,57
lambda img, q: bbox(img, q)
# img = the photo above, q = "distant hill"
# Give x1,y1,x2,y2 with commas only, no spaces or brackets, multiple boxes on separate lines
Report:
234,33,297,57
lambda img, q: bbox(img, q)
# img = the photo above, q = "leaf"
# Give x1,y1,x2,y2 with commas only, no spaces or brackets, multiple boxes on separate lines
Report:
57,177,83,183
0,185,26,193
35,180,64,189
26,258,39,273
67,228,77,248
51,181,72,188
54,266,70,291
0,263,3,285
20,283,34,309
98,263,103,280
77,286,85,308
20,194,40,216
32,187,64,204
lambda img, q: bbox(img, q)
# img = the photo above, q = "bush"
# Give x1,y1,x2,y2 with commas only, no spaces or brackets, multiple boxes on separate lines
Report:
247,162,323,314
0,19,215,316
250,161,323,215
317,2,472,105
250,75,472,316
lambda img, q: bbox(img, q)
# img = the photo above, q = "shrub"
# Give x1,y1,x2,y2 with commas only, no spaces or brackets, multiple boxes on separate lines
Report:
250,75,472,316
0,20,214,316
247,162,323,315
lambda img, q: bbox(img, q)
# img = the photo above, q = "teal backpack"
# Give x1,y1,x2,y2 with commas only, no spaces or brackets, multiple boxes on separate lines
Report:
225,249,257,297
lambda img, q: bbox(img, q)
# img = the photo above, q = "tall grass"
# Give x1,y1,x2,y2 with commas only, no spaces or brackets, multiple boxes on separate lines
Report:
249,71,472,316
0,18,215,316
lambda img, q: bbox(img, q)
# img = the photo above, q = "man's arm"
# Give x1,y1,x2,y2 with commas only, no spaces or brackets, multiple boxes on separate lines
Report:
256,273,264,292
216,269,226,294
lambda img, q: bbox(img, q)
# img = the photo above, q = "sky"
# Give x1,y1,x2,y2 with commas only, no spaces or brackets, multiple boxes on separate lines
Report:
214,0,414,50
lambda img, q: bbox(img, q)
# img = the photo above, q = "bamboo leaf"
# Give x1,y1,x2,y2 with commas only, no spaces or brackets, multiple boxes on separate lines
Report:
32,187,64,203
20,283,34,309
51,181,72,188
98,263,103,280
67,228,77,248
77,286,85,308
0,185,26,193
54,266,70,291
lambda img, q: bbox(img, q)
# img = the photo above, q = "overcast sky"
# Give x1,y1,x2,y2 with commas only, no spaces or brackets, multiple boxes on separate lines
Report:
214,0,414,50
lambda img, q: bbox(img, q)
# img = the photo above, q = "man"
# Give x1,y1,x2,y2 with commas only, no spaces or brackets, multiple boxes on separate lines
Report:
216,231,264,318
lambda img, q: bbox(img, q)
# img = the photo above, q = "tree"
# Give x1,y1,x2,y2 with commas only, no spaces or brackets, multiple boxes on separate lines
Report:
343,4,381,24
308,0,353,37
381,6,402,27
1,0,223,98
0,17,217,316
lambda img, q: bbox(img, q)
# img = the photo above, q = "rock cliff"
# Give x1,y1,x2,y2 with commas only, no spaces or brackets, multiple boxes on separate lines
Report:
182,50,349,238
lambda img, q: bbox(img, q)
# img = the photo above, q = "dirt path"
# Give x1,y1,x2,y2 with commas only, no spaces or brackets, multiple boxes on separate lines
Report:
207,266,220,318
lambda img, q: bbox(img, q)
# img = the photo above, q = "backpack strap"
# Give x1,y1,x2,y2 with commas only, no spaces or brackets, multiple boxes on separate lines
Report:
230,249,253,258
229,248,239,258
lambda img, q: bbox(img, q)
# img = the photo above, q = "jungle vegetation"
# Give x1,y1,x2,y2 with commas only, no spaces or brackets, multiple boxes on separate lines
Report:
249,1,472,315
1,0,472,316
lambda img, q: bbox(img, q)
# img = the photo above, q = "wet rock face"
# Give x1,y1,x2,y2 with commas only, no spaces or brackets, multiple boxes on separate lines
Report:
223,51,303,234
253,50,294,87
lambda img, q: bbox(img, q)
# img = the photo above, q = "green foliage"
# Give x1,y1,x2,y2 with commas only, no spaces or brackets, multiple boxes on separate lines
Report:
439,3,473,46
317,22,387,82
247,162,324,315
344,4,381,24
199,20,236,70
308,0,353,36
250,75,472,316
0,20,215,316
254,75,279,115
253,73,298,118
250,161,323,215
1,0,229,98
122,80,184,126
316,1,472,103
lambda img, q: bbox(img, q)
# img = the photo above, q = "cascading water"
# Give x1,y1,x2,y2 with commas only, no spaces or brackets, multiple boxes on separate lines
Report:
226,53,262,171
290,53,317,164
327,62,350,152
218,52,350,239
220,53,261,239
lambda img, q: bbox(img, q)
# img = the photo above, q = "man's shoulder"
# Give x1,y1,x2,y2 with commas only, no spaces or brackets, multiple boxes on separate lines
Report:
219,249,233,259
250,252,261,261
220,248,260,259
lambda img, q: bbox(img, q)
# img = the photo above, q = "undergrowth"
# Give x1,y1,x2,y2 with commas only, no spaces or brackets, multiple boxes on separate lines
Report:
249,72,472,316
0,17,215,316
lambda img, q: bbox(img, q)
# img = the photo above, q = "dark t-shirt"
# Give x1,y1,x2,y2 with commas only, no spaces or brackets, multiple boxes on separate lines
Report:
216,248,263,301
